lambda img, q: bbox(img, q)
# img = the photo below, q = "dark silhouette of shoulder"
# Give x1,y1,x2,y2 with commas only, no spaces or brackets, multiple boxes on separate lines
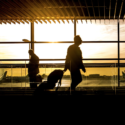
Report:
30,53,39,64
67,44,82,61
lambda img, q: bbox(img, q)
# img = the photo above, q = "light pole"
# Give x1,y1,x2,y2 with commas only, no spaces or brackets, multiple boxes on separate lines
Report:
22,39,31,49
22,39,31,59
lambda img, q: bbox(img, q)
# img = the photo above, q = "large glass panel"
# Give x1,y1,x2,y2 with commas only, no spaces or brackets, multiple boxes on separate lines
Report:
120,66,125,86
0,44,29,60
120,20,125,41
77,65,117,87
34,43,72,60
83,60,118,64
77,19,117,41
0,63,29,87
80,43,117,58
34,20,74,41
0,23,30,41
0,62,118,88
120,60,125,87
120,43,125,59
34,43,117,60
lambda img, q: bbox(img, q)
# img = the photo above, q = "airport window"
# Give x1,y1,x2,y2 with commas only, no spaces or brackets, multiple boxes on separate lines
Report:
77,20,117,41
34,20,74,42
0,19,124,88
0,23,30,42
0,44,29,60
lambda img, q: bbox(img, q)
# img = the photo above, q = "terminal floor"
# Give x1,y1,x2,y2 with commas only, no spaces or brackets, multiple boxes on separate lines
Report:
0,87,125,125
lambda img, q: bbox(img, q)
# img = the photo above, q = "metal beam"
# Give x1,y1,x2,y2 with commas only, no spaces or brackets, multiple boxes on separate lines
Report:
65,0,75,17
32,0,49,18
52,0,66,23
119,0,124,19
7,20,16,24
78,0,85,17
34,20,38,24
114,0,117,19
23,20,29,24
118,20,120,87
38,1,53,18
18,20,25,24
91,0,96,21
72,0,80,16
52,19,56,23
98,0,101,23
0,16,123,21
61,20,65,24
37,20,43,24
42,0,57,18
13,19,20,24
3,20,11,24
31,21,34,51
104,0,105,22
109,0,111,21
74,19,76,36
46,20,51,24
59,0,72,20
85,0,91,22
1,20,7,24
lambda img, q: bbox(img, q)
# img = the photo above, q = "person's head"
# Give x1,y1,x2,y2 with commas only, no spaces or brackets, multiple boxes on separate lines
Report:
28,49,34,55
74,35,82,46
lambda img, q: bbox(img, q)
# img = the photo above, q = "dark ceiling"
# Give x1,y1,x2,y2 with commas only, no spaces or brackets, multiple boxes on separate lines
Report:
0,0,124,24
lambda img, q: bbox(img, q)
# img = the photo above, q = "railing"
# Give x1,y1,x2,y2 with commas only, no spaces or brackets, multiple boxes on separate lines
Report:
0,41,125,94
0,59,125,89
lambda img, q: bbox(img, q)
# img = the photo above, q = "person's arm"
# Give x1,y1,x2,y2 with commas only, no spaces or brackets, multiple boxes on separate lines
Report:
81,64,86,73
79,48,86,73
64,54,69,71
64,47,71,72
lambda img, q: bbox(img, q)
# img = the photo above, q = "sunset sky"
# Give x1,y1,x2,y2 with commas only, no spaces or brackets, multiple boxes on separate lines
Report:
0,19,125,76
0,19,125,61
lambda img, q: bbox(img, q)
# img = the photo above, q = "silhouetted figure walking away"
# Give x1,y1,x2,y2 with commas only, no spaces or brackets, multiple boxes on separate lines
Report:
64,35,86,90
28,49,39,88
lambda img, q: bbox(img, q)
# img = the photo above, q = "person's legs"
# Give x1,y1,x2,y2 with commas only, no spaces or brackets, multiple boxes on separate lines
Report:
70,70,82,89
29,75,37,88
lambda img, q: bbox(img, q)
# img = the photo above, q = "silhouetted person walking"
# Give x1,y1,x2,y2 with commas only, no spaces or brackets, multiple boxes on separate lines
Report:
28,49,39,88
64,35,86,90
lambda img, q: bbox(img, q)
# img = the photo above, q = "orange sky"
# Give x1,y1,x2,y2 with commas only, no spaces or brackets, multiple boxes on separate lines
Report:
0,19,125,76
0,19,125,60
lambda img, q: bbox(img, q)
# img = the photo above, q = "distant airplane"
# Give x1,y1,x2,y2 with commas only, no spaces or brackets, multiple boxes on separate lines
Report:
0,71,29,83
0,71,43,84
122,71,125,78
0,71,7,82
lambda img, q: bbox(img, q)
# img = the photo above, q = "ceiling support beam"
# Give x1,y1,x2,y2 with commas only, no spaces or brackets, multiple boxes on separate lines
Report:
37,20,43,24
109,0,111,21
91,0,96,22
72,0,80,17
53,0,67,24
114,0,117,19
65,0,75,17
23,20,29,24
59,0,72,23
104,0,105,23
119,0,124,19
85,0,91,23
98,0,101,23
